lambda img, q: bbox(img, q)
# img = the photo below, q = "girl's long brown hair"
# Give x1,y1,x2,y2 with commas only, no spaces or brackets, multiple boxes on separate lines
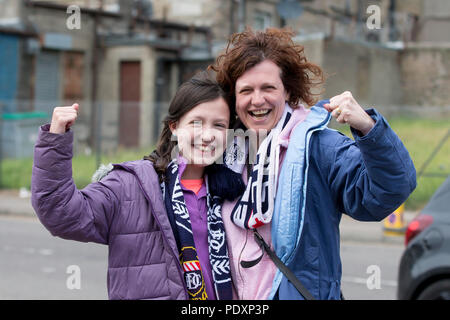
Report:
145,71,234,182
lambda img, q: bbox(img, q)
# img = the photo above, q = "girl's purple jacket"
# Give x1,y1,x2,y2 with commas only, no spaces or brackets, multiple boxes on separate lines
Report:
31,124,188,300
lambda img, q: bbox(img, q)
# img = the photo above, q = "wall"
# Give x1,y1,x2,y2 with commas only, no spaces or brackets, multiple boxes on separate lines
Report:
153,0,229,40
322,38,450,108
0,0,22,24
400,43,450,106
322,39,403,107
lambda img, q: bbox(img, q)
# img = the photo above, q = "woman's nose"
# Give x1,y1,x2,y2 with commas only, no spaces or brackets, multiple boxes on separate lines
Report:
251,90,265,107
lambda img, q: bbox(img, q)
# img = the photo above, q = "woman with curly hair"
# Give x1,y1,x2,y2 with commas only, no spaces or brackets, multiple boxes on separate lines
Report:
209,28,416,300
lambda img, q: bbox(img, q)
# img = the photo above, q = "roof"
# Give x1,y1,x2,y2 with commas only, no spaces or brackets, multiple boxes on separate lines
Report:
0,26,38,38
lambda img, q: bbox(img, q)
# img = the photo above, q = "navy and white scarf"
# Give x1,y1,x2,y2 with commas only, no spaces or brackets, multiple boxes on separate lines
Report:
225,105,293,229
161,159,233,300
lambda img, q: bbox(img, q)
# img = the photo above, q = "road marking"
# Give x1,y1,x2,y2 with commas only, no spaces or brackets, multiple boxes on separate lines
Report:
41,267,56,274
342,276,397,287
38,249,54,256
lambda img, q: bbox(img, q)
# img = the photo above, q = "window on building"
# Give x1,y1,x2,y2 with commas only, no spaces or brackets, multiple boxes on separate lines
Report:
253,10,272,30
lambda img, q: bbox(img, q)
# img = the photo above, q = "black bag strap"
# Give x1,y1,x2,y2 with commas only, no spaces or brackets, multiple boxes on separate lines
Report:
241,229,316,300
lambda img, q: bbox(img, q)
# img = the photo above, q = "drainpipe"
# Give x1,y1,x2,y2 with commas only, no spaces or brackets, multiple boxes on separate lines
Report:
90,12,100,157
389,0,398,41
153,57,165,144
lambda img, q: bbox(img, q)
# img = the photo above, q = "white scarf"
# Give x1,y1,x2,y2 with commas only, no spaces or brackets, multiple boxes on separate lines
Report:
225,104,295,229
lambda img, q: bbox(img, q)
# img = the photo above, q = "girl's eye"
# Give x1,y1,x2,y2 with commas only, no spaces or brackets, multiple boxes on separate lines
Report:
215,123,227,128
192,120,202,126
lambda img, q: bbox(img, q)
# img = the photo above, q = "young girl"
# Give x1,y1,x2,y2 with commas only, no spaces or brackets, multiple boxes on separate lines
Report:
31,71,244,300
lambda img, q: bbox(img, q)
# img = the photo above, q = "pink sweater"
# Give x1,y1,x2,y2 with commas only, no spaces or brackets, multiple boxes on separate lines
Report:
221,168,277,300
222,106,310,300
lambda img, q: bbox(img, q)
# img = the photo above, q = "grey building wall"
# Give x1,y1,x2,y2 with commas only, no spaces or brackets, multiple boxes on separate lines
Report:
322,38,450,108
400,43,450,106
323,39,403,107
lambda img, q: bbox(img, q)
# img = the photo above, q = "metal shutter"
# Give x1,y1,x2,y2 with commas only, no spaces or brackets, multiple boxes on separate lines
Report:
34,50,61,115
0,34,19,113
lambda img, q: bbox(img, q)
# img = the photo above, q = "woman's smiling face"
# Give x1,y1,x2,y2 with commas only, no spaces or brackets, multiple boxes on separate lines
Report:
235,59,289,133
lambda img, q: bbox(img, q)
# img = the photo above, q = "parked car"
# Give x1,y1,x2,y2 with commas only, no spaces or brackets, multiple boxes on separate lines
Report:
397,176,450,300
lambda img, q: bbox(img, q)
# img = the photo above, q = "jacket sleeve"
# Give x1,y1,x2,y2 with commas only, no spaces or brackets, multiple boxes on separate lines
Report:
324,109,417,221
31,124,121,244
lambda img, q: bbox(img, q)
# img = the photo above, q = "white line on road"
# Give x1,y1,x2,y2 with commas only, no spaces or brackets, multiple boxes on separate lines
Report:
41,267,56,274
342,276,397,287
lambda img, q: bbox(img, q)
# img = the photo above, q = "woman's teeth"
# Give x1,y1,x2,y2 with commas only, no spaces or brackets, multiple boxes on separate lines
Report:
250,109,270,118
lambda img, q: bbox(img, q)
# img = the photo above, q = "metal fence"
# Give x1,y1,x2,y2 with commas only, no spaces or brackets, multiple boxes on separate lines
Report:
0,99,170,188
0,99,449,189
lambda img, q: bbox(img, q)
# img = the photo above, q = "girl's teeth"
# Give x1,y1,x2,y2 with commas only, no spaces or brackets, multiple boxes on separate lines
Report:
197,145,214,152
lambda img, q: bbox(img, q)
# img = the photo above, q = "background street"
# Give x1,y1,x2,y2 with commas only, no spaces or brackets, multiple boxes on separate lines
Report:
0,213,406,300
0,215,108,299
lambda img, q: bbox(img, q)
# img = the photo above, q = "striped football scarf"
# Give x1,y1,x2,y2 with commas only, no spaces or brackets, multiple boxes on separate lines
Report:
225,105,293,229
161,159,232,300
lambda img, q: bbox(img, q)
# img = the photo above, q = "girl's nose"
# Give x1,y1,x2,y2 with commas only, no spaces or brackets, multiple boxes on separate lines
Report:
201,129,215,143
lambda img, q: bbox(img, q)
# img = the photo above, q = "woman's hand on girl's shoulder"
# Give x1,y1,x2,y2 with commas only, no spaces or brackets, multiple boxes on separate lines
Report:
49,103,79,134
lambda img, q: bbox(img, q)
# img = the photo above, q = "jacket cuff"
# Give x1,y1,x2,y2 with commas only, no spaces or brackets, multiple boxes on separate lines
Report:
33,124,74,172
350,108,385,143
37,123,74,145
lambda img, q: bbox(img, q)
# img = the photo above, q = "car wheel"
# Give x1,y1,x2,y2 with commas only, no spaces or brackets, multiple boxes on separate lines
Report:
417,279,450,300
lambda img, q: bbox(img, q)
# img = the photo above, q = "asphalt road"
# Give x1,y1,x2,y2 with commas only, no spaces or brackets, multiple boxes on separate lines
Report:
340,241,402,300
0,215,404,300
0,215,108,299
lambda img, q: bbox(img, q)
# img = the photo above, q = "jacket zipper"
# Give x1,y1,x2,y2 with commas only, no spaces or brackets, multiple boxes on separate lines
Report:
113,164,189,298
271,109,331,296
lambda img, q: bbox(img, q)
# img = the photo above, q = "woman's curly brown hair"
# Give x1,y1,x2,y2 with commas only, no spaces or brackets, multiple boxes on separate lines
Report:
209,27,324,108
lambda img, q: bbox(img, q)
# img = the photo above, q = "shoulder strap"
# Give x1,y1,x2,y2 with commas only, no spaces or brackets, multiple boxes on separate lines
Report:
241,230,316,300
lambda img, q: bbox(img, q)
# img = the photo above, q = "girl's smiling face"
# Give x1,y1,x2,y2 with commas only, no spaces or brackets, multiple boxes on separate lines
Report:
170,97,230,166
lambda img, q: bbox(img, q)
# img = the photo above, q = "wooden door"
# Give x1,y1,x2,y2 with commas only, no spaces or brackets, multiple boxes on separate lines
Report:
63,52,84,103
119,61,141,147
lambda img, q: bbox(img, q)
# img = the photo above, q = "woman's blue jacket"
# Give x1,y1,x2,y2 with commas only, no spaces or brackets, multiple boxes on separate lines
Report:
270,101,416,299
